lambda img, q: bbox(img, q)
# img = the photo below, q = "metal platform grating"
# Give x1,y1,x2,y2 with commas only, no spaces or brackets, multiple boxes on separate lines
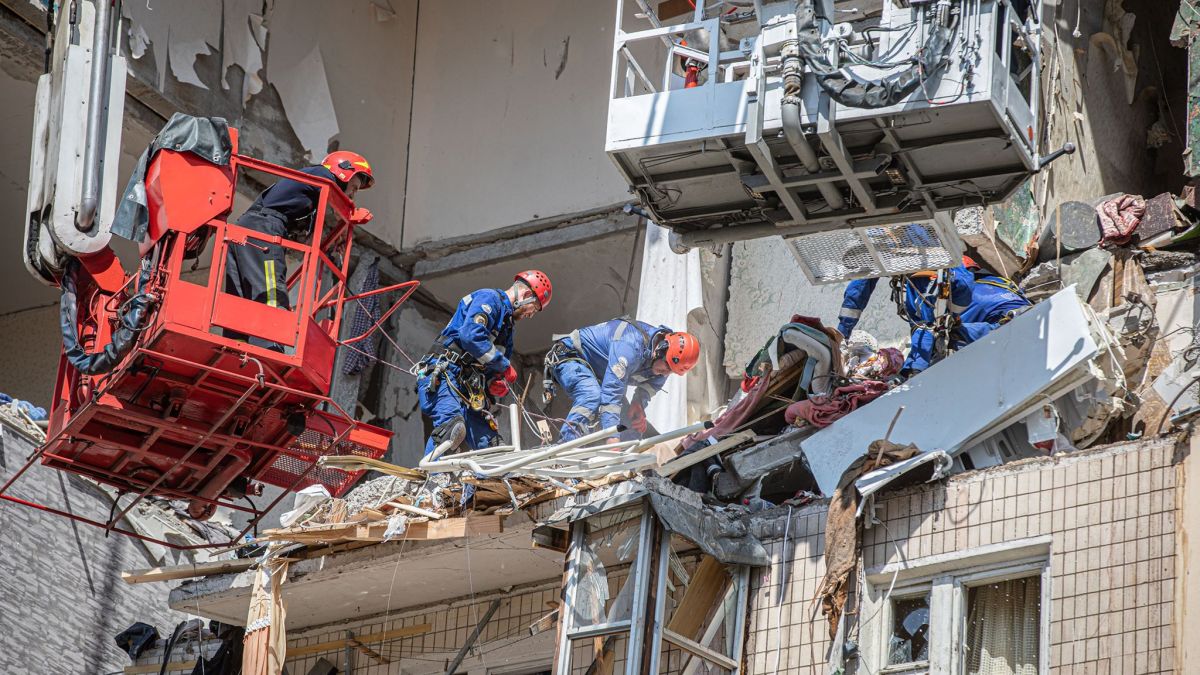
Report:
788,220,962,285
258,428,387,497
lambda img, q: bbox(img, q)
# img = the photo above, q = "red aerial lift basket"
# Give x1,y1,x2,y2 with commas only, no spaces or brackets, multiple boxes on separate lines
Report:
0,129,418,548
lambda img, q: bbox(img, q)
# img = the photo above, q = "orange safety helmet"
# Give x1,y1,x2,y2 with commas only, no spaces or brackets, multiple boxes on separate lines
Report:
514,270,552,310
962,254,980,270
661,331,701,375
322,151,375,189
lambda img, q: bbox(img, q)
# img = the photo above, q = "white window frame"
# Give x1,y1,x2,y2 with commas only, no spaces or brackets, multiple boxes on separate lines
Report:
860,538,1052,675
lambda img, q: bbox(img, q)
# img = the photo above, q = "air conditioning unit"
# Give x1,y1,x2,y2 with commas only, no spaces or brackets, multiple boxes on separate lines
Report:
606,0,1047,274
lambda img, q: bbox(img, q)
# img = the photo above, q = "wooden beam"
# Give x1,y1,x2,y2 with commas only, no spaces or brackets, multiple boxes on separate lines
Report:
259,514,503,544
661,629,739,671
658,431,755,477
666,556,729,639
121,558,257,584
286,623,432,658
347,636,390,665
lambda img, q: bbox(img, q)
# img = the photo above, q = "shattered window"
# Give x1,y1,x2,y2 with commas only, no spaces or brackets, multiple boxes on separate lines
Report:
964,576,1041,675
888,593,931,666
571,506,643,627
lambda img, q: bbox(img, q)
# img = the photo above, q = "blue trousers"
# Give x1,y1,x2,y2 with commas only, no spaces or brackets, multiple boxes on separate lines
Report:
417,367,498,457
552,359,602,441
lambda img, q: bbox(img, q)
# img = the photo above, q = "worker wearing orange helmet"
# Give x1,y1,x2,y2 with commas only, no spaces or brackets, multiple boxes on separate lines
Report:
416,271,552,458
224,150,374,350
544,318,700,442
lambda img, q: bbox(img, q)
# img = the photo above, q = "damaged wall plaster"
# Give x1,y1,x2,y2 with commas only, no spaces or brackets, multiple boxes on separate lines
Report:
402,0,630,247
724,238,908,377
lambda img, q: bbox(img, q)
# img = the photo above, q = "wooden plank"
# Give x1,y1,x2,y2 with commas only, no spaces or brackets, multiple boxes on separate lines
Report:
657,431,755,477
287,623,432,658
661,629,739,671
666,556,729,639
261,515,505,544
121,558,257,585
124,661,197,674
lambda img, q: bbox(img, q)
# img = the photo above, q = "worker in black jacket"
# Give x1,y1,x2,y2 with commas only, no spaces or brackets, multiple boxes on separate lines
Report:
224,150,374,349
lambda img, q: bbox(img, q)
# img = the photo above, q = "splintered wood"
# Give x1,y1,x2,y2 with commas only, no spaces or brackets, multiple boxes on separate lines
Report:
259,514,503,544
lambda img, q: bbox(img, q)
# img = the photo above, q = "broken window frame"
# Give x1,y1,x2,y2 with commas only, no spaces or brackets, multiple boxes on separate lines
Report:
553,500,752,674
860,548,1050,675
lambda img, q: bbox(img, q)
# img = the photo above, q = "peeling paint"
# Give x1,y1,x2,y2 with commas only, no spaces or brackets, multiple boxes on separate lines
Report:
221,0,265,102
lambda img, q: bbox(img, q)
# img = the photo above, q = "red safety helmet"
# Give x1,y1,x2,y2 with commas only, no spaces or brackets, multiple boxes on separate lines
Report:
322,151,375,189
962,254,980,270
514,270,552,310
662,331,701,375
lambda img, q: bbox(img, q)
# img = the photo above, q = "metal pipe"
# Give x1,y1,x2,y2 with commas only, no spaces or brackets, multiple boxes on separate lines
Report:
77,0,114,232
508,403,522,453
422,425,624,475
635,420,711,450
781,101,846,211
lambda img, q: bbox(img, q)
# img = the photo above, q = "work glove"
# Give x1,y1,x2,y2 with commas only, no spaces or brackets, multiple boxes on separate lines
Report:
627,401,648,434
349,207,373,224
488,378,510,398
488,365,518,398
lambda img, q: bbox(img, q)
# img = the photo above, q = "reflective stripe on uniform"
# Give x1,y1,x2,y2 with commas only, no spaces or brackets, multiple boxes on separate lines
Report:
264,259,278,308
479,344,500,364
613,322,628,341
598,403,622,416
637,382,657,398
568,405,597,420
950,302,968,313
839,307,862,319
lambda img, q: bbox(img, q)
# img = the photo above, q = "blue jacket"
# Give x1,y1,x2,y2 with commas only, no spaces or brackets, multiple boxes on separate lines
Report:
957,273,1031,343
837,266,975,373
565,319,670,430
434,288,514,376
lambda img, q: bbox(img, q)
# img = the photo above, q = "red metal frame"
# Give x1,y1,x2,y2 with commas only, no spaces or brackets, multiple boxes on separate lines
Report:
0,133,418,549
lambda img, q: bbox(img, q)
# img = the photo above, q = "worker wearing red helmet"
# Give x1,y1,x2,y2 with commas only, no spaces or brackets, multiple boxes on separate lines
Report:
544,318,700,442
416,271,552,459
224,150,374,350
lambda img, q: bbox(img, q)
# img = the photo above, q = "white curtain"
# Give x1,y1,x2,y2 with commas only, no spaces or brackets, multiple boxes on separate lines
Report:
634,223,726,434
965,577,1041,675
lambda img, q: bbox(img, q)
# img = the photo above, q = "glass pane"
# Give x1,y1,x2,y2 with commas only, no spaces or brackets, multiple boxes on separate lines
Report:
571,509,642,627
888,594,931,665
570,634,629,675
965,576,1041,675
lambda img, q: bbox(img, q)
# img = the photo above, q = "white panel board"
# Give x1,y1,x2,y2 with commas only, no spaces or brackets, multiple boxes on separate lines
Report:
800,287,1101,494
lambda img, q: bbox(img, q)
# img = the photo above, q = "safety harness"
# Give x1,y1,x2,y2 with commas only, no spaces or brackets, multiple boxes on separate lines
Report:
542,317,665,408
415,311,514,412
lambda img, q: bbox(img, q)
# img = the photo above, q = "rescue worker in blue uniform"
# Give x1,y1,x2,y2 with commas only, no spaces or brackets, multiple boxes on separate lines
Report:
543,318,701,442
956,264,1032,343
416,270,553,458
225,150,374,350
837,255,1029,378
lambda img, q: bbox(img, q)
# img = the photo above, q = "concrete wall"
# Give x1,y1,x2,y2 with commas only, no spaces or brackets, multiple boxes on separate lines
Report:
401,0,629,247
724,238,909,376
744,437,1180,673
0,422,187,674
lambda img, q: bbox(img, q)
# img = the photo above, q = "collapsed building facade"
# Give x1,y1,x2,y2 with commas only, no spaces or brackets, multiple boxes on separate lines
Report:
2,0,1200,673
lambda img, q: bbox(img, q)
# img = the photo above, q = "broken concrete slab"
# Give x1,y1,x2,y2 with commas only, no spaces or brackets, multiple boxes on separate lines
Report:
800,288,1106,495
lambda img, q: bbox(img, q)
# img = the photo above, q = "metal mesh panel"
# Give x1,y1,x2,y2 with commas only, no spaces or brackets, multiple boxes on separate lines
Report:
257,428,386,497
789,220,963,284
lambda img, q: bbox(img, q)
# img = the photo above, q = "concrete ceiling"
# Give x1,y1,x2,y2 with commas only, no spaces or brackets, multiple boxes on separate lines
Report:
172,519,565,629
417,229,644,355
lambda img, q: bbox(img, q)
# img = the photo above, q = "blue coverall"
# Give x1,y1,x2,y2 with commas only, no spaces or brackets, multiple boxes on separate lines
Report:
837,266,975,374
550,319,669,441
838,267,1030,373
956,273,1032,342
417,289,515,456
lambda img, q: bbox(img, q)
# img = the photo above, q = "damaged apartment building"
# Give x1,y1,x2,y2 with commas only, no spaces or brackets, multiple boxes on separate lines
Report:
3,0,1200,674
